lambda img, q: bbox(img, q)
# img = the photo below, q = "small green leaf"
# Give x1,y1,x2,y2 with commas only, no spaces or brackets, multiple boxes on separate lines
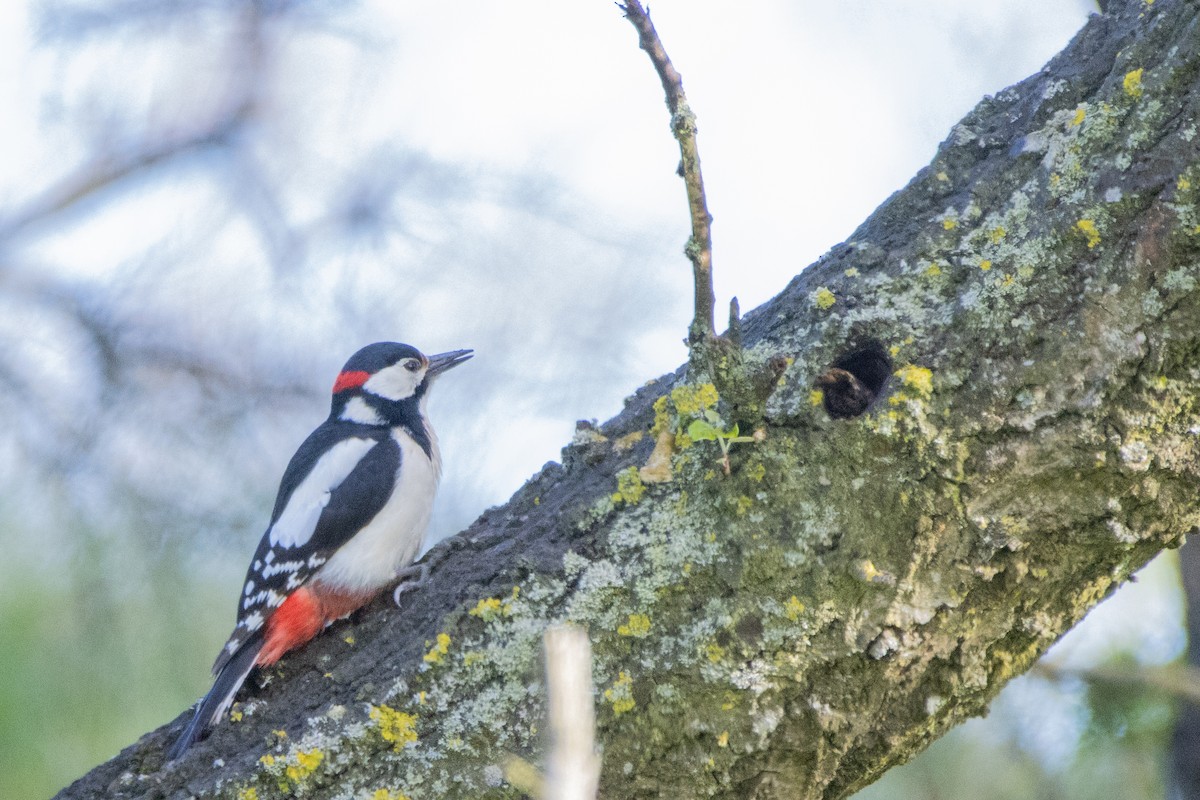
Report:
687,419,721,441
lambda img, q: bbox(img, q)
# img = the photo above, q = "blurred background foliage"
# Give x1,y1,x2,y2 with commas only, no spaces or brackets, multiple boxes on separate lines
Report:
0,1,1193,798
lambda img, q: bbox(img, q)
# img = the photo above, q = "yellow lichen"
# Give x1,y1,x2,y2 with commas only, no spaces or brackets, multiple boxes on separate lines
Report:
979,259,993,271
605,672,636,715
747,462,766,482
844,267,859,277
809,389,824,407
423,633,451,664
469,597,504,621
941,218,957,230
462,651,487,667
988,225,1007,243
650,395,671,435
924,261,942,277
259,754,276,767
1178,176,1192,192
896,364,933,398
717,731,729,747
1123,67,1144,98
229,707,243,723
372,790,411,800
285,748,324,782
1076,218,1101,248
237,788,258,800
1071,106,1086,126
813,287,836,310
671,383,719,416
343,634,355,645
735,496,753,515
784,595,806,621
611,466,647,505
617,613,652,638
705,642,727,663
855,560,882,582
370,704,419,750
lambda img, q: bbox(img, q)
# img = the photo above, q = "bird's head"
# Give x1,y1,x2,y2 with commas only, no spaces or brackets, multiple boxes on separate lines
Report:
331,342,472,423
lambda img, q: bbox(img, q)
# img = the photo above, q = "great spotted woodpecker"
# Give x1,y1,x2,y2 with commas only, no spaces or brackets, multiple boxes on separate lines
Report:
168,342,472,760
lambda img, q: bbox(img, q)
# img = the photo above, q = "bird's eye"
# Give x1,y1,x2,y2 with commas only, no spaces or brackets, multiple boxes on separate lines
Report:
403,359,421,372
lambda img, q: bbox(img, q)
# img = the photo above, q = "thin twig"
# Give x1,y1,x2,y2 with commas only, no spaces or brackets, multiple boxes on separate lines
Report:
543,624,601,800
620,1,715,347
0,102,252,243
1034,660,1200,706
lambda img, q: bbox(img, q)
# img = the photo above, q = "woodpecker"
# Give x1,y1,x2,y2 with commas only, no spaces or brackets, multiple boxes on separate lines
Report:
167,342,472,760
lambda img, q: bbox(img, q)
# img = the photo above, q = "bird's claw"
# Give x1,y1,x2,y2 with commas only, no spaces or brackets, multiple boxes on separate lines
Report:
392,562,430,607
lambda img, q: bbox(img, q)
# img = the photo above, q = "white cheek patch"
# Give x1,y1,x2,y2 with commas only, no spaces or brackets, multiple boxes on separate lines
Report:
267,437,377,548
340,396,384,425
363,363,423,401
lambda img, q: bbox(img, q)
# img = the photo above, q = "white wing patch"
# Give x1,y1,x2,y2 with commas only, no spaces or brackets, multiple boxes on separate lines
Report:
267,437,377,549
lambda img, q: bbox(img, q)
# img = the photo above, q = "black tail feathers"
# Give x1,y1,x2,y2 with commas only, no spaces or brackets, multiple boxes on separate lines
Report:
167,632,264,761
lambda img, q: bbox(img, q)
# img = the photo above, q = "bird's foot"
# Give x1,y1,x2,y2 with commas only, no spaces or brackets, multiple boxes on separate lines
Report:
392,562,430,607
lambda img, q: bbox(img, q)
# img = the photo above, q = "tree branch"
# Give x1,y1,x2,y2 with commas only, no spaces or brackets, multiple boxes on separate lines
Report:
54,2,1200,799
620,0,715,348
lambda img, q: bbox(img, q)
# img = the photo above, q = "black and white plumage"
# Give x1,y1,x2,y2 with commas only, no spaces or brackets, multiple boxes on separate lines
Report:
168,342,471,760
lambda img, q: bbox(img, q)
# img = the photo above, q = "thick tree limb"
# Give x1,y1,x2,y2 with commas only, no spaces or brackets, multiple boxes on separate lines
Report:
55,2,1200,799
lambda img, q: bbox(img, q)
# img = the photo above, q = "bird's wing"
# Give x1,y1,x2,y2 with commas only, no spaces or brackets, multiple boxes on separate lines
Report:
212,422,401,674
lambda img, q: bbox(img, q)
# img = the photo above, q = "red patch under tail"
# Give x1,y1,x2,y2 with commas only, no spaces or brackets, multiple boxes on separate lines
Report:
258,584,378,667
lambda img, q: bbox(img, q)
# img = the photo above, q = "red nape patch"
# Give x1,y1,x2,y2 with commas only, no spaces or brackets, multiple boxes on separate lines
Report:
332,369,370,394
258,588,324,667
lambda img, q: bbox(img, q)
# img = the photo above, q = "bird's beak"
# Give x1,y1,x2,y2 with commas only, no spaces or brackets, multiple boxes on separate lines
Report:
427,349,473,376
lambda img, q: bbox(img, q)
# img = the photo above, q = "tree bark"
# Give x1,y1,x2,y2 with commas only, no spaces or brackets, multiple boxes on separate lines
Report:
56,1,1200,798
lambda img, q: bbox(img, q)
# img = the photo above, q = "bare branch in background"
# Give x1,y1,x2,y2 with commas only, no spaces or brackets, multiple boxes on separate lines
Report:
0,105,249,241
1034,661,1200,707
